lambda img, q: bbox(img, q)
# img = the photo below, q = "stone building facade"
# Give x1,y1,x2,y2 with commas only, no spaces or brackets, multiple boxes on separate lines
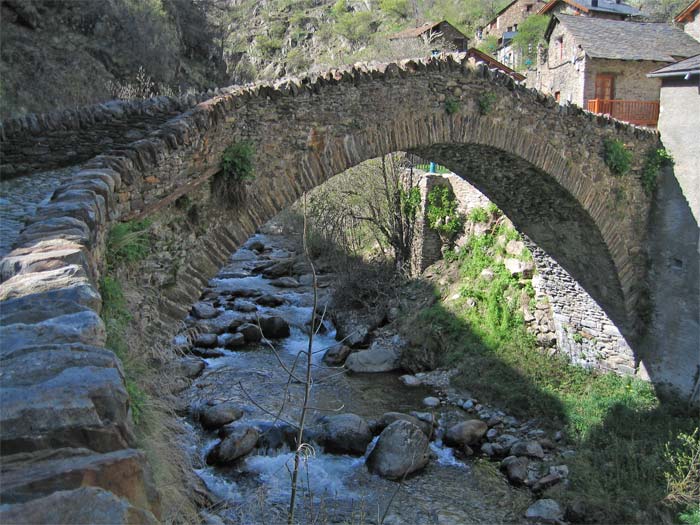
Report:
478,0,547,44
389,21,469,51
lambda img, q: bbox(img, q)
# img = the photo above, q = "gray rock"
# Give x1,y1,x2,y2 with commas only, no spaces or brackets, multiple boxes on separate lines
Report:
480,442,506,457
258,316,291,339
317,413,373,455
237,323,262,343
262,259,294,278
444,420,488,447
190,347,225,359
501,455,529,485
270,277,300,288
247,240,265,252
550,465,569,478
504,258,535,278
462,399,475,410
532,472,562,493
194,333,218,348
207,425,259,464
332,310,384,347
345,342,400,373
217,332,245,349
256,294,284,307
376,412,433,438
479,268,495,281
176,357,205,379
199,401,244,430
399,374,422,386
505,240,526,256
510,440,545,459
366,420,430,479
498,434,519,449
525,499,564,523
422,397,441,408
192,302,218,319
233,300,258,313
322,344,351,366
486,428,499,441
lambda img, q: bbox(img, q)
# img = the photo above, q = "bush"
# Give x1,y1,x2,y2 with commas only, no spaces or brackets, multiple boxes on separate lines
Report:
467,206,489,223
335,11,376,43
603,138,632,176
478,91,497,115
445,97,460,115
106,219,152,268
380,0,410,18
427,185,464,238
221,141,255,182
641,147,673,195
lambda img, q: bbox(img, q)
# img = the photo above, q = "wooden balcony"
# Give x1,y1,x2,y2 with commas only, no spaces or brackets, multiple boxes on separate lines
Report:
586,99,660,127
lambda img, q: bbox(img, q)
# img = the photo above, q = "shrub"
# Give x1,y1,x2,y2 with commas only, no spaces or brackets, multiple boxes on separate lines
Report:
380,0,410,19
478,91,497,115
221,141,255,182
445,97,460,115
106,219,152,268
641,147,673,195
427,185,464,238
467,206,489,223
603,138,632,176
664,429,700,512
335,11,376,43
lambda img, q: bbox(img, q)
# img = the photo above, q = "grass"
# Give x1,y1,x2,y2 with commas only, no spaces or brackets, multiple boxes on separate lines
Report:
398,210,699,524
603,138,632,176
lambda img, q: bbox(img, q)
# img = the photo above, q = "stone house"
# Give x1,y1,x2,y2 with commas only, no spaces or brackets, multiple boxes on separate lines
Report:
530,14,700,126
647,54,700,223
476,0,548,45
464,47,526,81
537,0,640,20
675,0,700,41
388,21,469,52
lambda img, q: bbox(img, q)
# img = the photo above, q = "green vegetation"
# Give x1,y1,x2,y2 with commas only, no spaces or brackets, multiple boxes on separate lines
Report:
477,35,499,56
467,206,489,223
603,138,633,176
511,15,548,70
398,209,698,523
380,0,411,19
641,147,674,195
572,332,584,344
477,91,497,115
106,219,152,269
426,185,464,238
444,97,460,115
221,141,255,182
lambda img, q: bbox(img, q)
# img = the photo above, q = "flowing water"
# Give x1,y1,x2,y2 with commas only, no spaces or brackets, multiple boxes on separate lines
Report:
177,225,531,524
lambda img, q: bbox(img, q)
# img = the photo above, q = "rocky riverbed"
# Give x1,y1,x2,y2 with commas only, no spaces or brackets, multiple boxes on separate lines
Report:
170,222,576,524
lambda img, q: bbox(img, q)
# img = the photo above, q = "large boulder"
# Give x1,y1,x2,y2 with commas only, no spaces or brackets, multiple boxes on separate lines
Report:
193,333,218,348
332,310,384,348
344,340,400,373
375,412,433,438
217,332,245,349
510,440,545,459
206,425,259,464
199,401,244,430
500,455,529,485
366,420,430,479
525,499,564,523
262,259,295,278
443,420,488,448
316,413,373,455
270,277,300,288
191,303,218,320
237,323,262,343
258,316,291,339
256,294,285,307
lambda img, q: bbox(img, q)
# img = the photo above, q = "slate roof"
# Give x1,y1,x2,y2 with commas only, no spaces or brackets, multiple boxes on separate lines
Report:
648,54,700,76
540,0,640,16
389,21,467,40
552,14,700,62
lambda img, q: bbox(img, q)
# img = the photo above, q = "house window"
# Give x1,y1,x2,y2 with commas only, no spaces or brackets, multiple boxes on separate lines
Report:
514,24,518,30
556,36,564,61
555,91,561,102
525,4,533,12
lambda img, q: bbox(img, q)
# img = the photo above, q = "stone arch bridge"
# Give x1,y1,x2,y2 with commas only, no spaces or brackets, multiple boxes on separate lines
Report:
1,53,697,521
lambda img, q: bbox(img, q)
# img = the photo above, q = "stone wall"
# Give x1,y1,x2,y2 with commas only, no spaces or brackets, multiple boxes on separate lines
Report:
0,90,226,178
479,0,547,42
681,9,700,40
0,52,694,521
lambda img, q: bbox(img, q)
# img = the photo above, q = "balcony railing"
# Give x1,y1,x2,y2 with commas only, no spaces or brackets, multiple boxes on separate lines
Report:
586,99,660,127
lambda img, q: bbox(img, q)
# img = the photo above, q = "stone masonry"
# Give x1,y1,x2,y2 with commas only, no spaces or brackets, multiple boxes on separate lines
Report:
0,52,696,522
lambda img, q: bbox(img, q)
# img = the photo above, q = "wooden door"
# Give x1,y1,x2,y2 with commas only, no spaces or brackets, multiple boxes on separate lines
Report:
595,74,615,100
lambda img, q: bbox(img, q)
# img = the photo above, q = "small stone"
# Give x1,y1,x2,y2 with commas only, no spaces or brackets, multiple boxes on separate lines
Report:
532,472,562,493
399,374,422,387
258,316,290,339
550,465,569,478
270,277,300,288
237,323,262,343
462,400,474,410
192,302,218,319
194,333,218,348
256,294,285,307
247,240,265,252
501,455,529,485
486,428,499,441
234,300,258,313
487,415,502,427
554,431,564,442
322,344,352,366
190,347,225,359
199,401,244,430
479,268,495,281
206,425,259,464
176,357,205,379
444,420,488,447
423,396,441,408
525,499,564,523
218,332,245,349
498,434,519,449
510,440,545,459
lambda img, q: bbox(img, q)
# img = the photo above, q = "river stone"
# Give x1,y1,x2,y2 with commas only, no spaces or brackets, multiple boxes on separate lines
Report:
500,455,529,485
258,316,290,338
176,357,205,379
504,258,535,278
366,420,430,479
532,472,562,493
344,342,400,373
237,323,262,343
190,347,225,359
444,420,488,447
199,401,244,430
207,425,259,464
270,276,300,288
322,343,351,366
256,294,284,307
376,412,432,438
332,309,383,347
233,300,258,313
422,396,440,408
262,259,294,278
399,374,422,386
525,499,564,523
218,332,245,349
316,413,373,455
247,240,265,252
192,302,218,319
510,440,545,459
506,239,526,256
194,333,218,348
